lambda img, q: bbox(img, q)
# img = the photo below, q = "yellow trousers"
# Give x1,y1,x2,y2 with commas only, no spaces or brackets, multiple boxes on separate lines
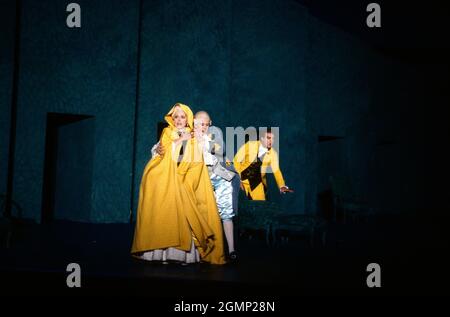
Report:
242,180,266,200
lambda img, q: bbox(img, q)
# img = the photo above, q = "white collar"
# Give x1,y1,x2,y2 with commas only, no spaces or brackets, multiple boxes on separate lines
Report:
258,144,269,158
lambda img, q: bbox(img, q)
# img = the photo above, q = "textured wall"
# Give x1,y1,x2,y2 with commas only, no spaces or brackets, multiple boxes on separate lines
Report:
230,0,308,213
12,0,139,222
133,0,308,216
305,14,374,214
0,0,15,202
54,117,95,222
133,0,233,217
2,0,432,223
305,13,428,214
365,54,427,213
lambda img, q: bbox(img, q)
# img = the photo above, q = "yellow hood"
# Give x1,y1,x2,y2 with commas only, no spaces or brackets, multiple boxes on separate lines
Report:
164,103,194,131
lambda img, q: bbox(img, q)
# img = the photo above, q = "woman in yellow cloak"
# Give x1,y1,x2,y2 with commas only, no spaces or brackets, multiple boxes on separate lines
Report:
131,103,225,265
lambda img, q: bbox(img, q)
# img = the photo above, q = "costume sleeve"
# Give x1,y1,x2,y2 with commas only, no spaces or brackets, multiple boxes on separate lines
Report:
160,127,179,145
209,126,225,162
150,141,160,159
203,150,217,166
270,150,286,188
233,143,247,174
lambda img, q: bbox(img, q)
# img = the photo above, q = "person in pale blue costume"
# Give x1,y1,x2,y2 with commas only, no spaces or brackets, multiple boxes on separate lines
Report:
151,111,240,261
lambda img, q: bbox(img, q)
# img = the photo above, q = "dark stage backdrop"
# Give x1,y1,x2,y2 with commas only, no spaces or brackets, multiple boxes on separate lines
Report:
0,0,438,223
1,0,140,222
0,0,16,207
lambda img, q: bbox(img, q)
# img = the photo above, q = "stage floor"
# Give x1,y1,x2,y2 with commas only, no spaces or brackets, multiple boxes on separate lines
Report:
1,215,448,296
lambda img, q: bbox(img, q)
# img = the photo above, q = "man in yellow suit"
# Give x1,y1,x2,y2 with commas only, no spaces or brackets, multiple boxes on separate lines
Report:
233,128,293,200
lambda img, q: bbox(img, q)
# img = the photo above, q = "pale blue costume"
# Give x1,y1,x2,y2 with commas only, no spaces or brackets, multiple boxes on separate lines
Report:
202,126,239,221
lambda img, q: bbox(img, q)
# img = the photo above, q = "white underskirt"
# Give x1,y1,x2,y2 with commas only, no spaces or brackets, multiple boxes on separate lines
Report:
138,240,200,264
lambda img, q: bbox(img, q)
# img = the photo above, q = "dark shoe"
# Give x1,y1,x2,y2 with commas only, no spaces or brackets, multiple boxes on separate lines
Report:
228,251,238,263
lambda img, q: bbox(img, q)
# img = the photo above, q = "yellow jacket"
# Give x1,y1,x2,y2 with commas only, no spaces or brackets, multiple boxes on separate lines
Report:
233,140,286,190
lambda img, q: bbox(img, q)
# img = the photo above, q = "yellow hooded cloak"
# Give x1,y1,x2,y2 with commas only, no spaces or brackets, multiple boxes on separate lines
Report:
131,103,225,264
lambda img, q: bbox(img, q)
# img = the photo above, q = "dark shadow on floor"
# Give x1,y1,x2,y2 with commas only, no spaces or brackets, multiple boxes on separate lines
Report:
1,212,449,296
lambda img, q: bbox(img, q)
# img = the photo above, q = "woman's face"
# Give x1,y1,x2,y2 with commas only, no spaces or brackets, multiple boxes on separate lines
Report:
172,107,187,129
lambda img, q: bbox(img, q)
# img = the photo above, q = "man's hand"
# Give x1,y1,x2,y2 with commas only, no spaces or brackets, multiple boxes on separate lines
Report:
280,186,294,194
240,181,245,191
156,143,165,156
